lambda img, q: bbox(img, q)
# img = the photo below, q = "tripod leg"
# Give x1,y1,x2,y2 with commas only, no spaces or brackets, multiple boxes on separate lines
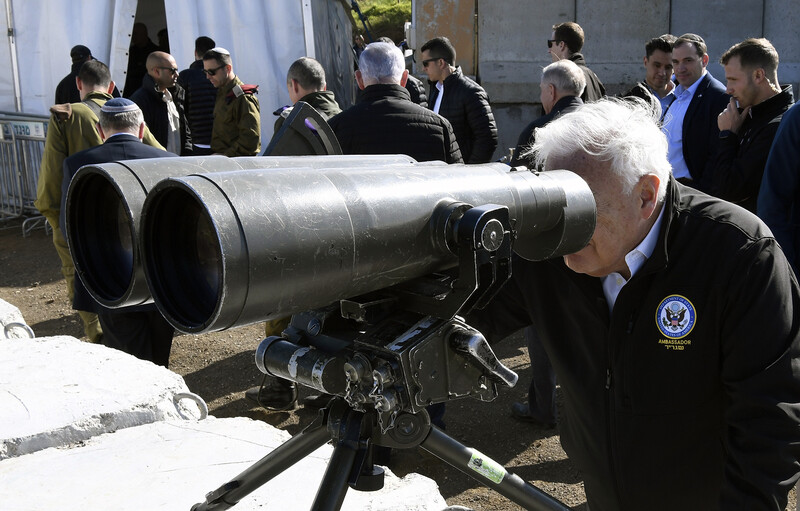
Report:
192,414,331,511
421,426,571,511
310,406,380,511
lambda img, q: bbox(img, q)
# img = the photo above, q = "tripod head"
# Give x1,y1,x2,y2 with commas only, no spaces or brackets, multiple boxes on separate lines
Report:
256,203,521,432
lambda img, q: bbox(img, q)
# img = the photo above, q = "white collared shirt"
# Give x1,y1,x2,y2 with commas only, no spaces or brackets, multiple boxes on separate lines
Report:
661,71,706,179
433,81,444,114
601,205,665,313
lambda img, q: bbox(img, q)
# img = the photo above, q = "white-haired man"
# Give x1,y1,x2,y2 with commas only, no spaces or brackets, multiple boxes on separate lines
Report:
328,41,462,163
468,99,800,510
510,59,585,168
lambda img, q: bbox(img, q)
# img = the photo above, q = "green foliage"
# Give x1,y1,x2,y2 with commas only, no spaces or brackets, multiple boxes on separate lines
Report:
352,0,411,45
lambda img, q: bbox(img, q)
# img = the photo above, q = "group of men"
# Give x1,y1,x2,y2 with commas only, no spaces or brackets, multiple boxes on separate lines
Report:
36,24,800,510
36,38,263,364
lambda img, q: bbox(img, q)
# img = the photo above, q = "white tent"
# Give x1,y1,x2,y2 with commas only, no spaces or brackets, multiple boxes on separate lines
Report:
0,0,355,143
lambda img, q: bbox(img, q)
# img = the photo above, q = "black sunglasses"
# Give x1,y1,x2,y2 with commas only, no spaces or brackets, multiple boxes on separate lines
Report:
422,57,442,68
157,66,179,75
204,65,224,76
547,39,561,48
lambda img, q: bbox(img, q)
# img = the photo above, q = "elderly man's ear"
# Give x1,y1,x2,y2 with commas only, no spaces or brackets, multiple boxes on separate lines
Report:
638,174,661,219
399,69,409,87
355,70,365,90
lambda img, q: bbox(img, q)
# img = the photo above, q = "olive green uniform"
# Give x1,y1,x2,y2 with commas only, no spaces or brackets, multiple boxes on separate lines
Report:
211,76,261,156
34,90,163,342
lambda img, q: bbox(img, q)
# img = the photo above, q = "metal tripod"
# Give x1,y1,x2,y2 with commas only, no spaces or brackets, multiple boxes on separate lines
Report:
191,399,570,511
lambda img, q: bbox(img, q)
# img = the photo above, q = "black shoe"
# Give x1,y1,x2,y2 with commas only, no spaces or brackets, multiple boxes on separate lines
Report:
302,393,334,408
510,402,556,429
245,379,297,411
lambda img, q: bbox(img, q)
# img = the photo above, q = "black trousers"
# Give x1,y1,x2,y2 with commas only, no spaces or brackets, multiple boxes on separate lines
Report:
98,309,175,367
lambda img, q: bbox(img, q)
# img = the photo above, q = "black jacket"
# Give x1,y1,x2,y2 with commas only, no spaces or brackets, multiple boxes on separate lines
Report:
177,60,217,150
709,85,794,212
680,72,730,189
329,83,462,164
468,178,800,510
621,81,662,118
405,74,428,109
55,61,121,104
509,95,583,168
569,53,605,102
130,73,190,154
427,67,497,163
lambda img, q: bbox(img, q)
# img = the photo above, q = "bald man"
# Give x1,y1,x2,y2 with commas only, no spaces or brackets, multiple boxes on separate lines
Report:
130,51,190,154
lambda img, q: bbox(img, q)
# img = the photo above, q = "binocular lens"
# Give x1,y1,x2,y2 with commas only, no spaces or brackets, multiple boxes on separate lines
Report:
68,173,134,302
143,187,221,328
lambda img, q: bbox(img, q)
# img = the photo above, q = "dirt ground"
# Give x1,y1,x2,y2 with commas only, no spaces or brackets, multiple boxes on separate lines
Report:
1,220,795,510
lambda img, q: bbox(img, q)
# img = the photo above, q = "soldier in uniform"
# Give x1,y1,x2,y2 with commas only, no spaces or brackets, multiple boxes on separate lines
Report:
35,59,162,343
203,47,261,156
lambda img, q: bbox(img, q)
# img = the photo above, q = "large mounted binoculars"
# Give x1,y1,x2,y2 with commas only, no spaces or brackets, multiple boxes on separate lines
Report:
66,156,595,333
65,155,595,510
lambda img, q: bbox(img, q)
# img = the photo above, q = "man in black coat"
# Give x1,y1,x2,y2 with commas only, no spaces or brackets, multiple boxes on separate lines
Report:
328,41,462,164
548,22,605,103
510,59,584,168
54,45,121,104
420,36,497,163
123,23,159,98
252,41,463,413
61,98,177,367
708,38,794,213
468,99,800,510
177,36,217,155
661,33,729,190
130,51,190,155
621,35,676,119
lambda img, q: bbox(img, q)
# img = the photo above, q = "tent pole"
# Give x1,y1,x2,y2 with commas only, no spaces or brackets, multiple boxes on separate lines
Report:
4,0,21,112
301,0,315,58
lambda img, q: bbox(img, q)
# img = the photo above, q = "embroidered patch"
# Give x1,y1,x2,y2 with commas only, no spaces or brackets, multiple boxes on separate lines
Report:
656,294,696,339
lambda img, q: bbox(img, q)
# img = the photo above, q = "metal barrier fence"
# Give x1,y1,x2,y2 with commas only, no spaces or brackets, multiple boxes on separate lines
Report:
0,112,48,235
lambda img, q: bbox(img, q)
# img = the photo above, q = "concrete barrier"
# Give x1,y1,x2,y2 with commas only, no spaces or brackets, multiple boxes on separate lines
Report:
0,416,447,510
0,298,447,509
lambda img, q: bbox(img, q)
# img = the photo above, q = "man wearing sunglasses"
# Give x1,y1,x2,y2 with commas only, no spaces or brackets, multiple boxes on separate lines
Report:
130,51,189,155
203,47,261,156
420,36,497,164
548,22,605,103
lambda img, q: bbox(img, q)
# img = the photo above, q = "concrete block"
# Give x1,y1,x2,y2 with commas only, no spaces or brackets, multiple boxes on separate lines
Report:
0,417,448,510
0,298,32,339
0,336,201,459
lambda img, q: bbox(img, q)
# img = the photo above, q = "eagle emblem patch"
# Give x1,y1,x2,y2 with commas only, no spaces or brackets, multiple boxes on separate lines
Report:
656,295,696,339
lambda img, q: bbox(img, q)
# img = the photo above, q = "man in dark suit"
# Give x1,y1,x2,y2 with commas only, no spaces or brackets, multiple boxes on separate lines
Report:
510,59,585,169
61,98,177,366
661,33,729,190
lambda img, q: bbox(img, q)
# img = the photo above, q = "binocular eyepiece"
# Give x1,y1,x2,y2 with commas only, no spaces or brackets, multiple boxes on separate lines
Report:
66,156,596,334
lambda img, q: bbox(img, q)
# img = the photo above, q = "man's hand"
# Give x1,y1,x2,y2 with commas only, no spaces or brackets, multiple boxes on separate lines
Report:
717,97,749,134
